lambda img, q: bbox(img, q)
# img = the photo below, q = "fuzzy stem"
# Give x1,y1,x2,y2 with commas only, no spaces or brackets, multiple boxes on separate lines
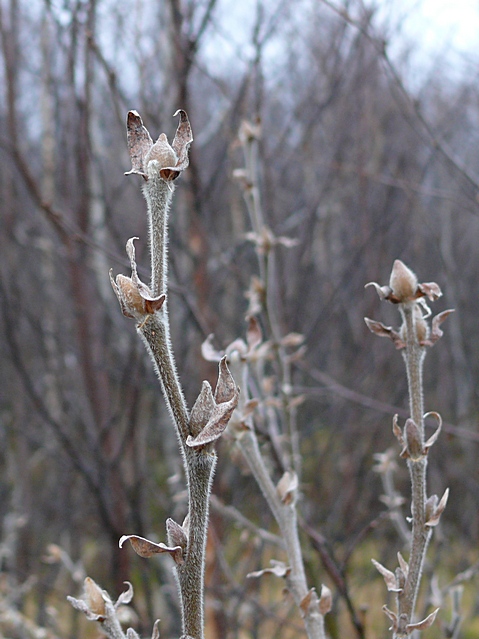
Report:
142,170,174,297
231,353,325,639
176,450,216,639
395,304,430,637
236,428,326,639
139,313,189,445
240,131,300,477
139,165,212,639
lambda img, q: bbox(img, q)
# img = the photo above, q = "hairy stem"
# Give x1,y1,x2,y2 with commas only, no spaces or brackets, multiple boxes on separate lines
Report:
177,450,216,639
396,305,430,636
142,172,174,297
139,313,189,446
139,166,212,639
237,428,326,639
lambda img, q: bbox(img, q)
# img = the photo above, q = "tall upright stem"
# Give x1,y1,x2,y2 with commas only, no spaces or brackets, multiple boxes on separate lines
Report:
139,167,216,639
396,305,430,637
143,175,173,297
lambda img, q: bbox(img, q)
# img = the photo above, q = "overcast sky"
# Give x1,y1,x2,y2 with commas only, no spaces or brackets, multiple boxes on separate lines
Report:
385,0,479,58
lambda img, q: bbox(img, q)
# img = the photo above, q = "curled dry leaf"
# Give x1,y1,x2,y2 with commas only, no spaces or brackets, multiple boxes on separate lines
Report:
406,608,439,632
115,581,134,607
423,411,442,451
201,334,224,362
319,584,332,615
171,109,193,172
364,318,405,349
421,309,455,346
276,470,298,505
151,619,161,639
371,559,401,592
418,282,442,301
125,111,153,178
382,605,398,632
119,534,184,565
247,559,290,579
110,238,166,321
425,488,449,527
188,381,216,438
404,418,424,461
166,517,188,551
186,357,239,448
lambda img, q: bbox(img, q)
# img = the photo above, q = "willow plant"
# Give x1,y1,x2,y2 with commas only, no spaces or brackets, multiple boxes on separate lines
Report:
365,260,453,638
69,111,239,639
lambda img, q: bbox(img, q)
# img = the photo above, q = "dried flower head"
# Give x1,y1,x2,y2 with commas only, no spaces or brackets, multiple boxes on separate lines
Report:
110,238,165,322
125,110,193,181
365,259,442,306
365,260,454,349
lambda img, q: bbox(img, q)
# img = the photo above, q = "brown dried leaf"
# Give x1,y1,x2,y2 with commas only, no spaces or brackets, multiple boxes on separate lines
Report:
364,281,393,301
276,470,298,505
125,111,152,178
166,518,188,550
119,535,183,565
382,605,398,631
151,620,161,639
371,559,400,592
110,239,166,320
319,585,332,615
171,109,193,172
186,394,238,447
214,356,237,404
418,282,442,301
405,418,423,461
421,309,455,346
115,581,134,607
189,381,216,438
406,608,439,632
247,560,290,579
426,488,449,527
423,411,442,451
364,318,405,349
187,359,239,448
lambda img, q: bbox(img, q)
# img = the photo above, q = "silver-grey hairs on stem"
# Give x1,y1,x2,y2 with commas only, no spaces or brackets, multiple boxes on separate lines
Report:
366,260,453,638
108,110,238,639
